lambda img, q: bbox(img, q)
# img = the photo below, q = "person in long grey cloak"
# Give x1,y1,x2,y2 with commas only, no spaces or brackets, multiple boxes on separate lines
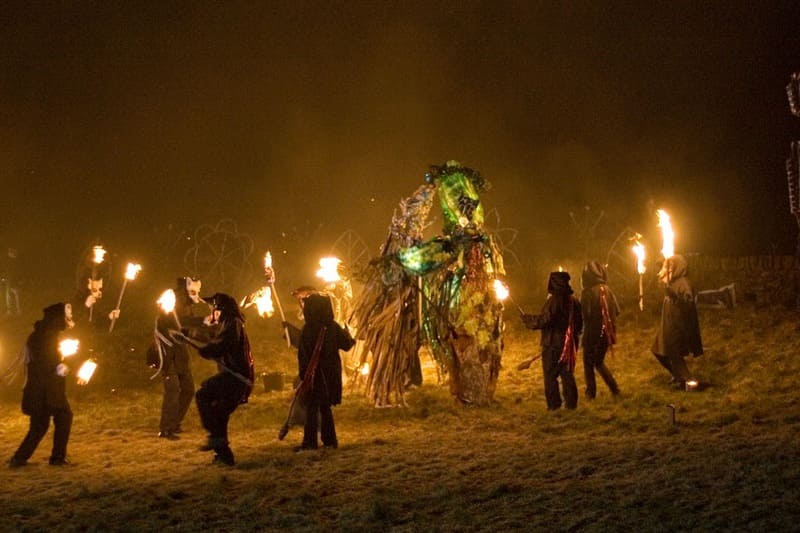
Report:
652,254,703,387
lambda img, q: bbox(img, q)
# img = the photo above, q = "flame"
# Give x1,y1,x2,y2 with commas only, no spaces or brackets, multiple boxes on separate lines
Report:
77,359,97,384
657,209,674,259
316,257,342,283
92,245,107,264
58,338,80,358
124,262,142,280
558,265,563,272
255,287,274,317
632,240,646,274
157,289,176,313
264,251,272,269
493,279,509,301
360,362,370,376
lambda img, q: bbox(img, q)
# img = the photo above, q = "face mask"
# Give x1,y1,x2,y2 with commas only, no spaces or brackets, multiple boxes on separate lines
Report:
87,278,103,298
186,278,202,304
64,303,75,329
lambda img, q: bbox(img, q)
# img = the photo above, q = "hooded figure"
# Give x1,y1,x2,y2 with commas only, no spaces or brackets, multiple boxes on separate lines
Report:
580,261,621,398
522,272,583,410
295,293,354,451
652,255,703,386
10,303,75,467
194,293,254,466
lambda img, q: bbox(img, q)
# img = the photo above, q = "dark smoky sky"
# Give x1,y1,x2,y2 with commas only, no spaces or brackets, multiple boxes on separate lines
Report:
2,1,800,284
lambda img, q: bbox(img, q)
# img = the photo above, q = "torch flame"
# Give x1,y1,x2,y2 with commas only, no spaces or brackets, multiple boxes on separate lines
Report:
632,240,646,274
316,257,342,283
58,338,80,358
264,251,272,270
92,245,107,264
125,262,142,280
76,359,97,385
255,287,275,317
157,289,176,313
360,362,370,376
657,209,674,259
493,279,510,301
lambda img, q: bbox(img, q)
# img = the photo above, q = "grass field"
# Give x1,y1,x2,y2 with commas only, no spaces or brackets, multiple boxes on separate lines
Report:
1,302,799,531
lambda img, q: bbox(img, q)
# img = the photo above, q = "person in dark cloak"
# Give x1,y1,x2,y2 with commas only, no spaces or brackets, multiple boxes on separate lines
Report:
651,254,703,387
150,277,205,440
9,302,76,467
191,293,254,466
580,261,621,399
521,272,583,410
294,293,354,451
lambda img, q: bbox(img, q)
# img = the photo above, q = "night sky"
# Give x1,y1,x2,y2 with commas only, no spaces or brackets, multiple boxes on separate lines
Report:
2,2,800,282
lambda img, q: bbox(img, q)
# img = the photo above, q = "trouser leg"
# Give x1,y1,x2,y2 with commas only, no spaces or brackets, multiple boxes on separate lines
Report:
319,402,336,447
176,370,195,428
559,366,578,409
50,408,73,461
583,349,598,399
160,372,181,432
12,413,50,462
541,348,562,410
302,392,320,448
667,355,691,383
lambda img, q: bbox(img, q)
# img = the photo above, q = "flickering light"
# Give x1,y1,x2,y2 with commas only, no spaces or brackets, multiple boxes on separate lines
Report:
632,240,646,274
92,245,107,264
316,257,342,283
264,251,272,270
157,289,176,313
255,287,275,317
685,380,698,392
58,339,80,358
77,359,97,385
360,363,370,376
493,279,509,301
657,209,674,259
124,263,142,280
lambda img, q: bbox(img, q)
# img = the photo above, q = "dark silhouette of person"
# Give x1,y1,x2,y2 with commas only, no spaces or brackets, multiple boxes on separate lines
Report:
580,261,621,398
9,303,77,467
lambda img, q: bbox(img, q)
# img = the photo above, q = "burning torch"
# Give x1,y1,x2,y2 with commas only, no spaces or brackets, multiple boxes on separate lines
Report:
108,262,142,332
632,234,646,311
265,251,290,347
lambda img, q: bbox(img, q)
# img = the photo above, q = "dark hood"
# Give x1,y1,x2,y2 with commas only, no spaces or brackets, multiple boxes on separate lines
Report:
547,271,573,295
302,293,335,328
203,292,244,322
581,261,607,288
664,254,689,283
37,302,68,331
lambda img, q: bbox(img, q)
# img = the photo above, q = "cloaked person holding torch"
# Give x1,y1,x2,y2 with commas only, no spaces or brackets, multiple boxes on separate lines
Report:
9,302,81,467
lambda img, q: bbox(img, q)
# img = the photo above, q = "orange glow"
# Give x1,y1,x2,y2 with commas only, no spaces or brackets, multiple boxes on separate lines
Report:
157,289,176,313
92,245,107,264
58,338,80,358
316,257,342,283
124,263,142,280
77,359,97,385
493,279,509,301
657,209,674,259
255,287,275,317
632,239,646,274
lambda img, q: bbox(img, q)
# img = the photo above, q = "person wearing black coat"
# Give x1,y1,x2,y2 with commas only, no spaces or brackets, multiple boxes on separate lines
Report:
580,261,621,399
152,277,205,440
521,272,583,410
295,293,354,451
192,293,254,466
9,303,76,467
652,254,703,387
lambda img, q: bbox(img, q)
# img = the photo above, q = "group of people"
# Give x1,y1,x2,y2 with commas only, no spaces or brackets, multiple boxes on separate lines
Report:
8,254,703,467
8,275,353,468
521,255,703,410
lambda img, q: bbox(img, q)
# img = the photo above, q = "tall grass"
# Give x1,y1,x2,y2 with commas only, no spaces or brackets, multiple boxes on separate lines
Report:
1,304,799,531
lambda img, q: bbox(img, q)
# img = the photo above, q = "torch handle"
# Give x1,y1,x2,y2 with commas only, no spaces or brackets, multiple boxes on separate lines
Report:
269,282,290,348
108,279,129,333
638,274,644,311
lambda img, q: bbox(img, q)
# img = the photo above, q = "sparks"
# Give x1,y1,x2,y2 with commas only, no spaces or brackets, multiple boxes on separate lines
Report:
657,209,674,259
